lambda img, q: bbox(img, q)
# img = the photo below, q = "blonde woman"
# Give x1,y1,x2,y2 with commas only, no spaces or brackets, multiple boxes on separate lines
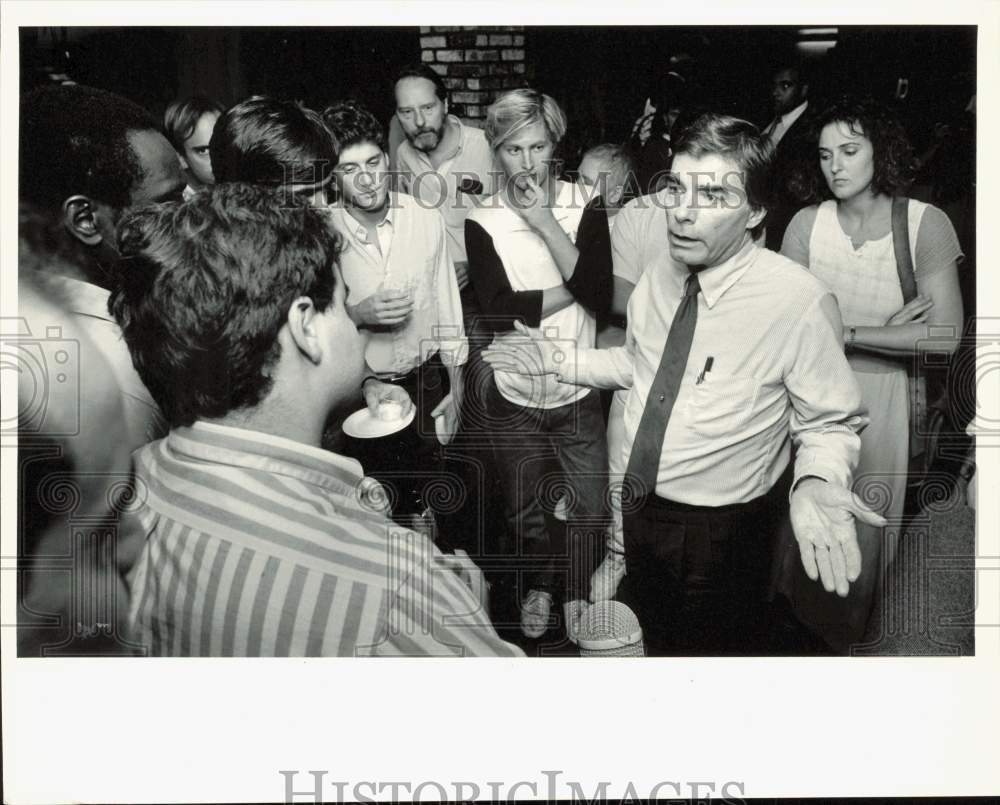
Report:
467,89,613,640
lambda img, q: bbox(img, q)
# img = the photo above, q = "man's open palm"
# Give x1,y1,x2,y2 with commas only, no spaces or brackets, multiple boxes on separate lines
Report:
790,478,887,597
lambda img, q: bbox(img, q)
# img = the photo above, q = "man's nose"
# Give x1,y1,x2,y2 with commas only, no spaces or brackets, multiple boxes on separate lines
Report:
414,109,425,127
671,192,696,223
521,151,534,171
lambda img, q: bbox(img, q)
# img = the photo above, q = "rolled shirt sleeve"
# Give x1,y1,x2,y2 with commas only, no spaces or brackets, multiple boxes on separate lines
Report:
783,292,867,494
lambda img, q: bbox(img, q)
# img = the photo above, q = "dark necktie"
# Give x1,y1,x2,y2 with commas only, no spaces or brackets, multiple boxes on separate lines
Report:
624,271,700,500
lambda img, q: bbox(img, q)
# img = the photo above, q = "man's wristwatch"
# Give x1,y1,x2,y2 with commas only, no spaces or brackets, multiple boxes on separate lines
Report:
845,326,856,354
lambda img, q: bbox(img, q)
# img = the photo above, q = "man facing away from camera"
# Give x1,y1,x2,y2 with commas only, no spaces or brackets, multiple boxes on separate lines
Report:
209,95,413,420
110,183,521,656
485,113,886,655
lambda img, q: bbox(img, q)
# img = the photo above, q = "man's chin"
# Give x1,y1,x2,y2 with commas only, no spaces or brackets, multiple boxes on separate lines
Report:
354,192,389,212
411,132,441,152
670,245,709,266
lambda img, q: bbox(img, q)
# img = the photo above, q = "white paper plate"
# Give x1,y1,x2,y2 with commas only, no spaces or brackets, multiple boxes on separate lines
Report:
342,407,415,439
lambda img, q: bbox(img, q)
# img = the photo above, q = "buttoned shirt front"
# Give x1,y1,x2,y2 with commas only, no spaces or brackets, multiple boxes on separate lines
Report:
127,422,522,656
346,203,395,261
395,115,497,265
329,193,467,376
562,237,867,506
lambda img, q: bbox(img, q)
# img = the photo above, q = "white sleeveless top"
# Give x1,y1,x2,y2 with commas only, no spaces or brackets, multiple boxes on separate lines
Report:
469,180,594,409
808,199,927,374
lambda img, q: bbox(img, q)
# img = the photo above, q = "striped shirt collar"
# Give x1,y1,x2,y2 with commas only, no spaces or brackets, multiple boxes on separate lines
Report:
167,421,366,497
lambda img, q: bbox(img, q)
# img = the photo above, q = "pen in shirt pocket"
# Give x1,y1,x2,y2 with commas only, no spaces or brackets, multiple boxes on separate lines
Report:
696,356,714,385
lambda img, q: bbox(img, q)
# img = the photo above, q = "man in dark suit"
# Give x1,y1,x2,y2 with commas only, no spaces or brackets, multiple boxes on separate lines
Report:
762,63,815,251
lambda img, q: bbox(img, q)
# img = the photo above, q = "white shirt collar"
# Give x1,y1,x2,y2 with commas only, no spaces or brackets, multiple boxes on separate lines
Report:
330,197,395,243
684,237,758,309
779,99,808,129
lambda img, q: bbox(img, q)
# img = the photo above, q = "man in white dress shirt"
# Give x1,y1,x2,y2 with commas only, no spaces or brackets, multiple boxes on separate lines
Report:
323,101,467,538
484,113,886,655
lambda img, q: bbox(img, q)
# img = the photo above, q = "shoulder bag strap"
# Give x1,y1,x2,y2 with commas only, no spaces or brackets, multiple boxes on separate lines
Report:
891,196,918,303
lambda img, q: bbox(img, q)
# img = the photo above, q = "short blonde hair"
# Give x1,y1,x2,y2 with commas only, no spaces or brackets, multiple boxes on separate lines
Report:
485,89,567,151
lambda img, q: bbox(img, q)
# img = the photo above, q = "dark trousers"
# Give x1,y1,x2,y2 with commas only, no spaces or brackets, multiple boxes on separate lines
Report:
342,356,448,524
621,469,791,656
484,378,609,601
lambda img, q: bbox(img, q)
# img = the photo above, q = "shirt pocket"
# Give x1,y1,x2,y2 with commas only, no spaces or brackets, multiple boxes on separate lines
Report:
684,373,760,439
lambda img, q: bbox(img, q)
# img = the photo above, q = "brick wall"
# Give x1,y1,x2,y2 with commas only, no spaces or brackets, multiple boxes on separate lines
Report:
419,26,528,121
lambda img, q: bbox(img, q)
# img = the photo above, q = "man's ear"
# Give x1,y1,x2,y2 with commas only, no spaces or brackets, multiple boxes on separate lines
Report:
286,296,323,364
442,96,449,117
747,205,767,232
61,195,104,246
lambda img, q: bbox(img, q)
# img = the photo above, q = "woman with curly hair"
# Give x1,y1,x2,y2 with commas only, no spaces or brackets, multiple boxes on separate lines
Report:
780,96,964,652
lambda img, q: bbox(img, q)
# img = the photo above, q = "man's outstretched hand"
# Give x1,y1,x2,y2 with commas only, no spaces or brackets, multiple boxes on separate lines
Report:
481,320,569,377
789,477,887,597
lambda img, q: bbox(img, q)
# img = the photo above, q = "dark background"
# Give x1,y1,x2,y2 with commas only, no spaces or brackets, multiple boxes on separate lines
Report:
20,25,976,157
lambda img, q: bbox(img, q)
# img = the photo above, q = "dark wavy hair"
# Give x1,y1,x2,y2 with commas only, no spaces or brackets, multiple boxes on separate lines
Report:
321,100,387,154
795,95,916,203
210,96,336,188
109,183,340,427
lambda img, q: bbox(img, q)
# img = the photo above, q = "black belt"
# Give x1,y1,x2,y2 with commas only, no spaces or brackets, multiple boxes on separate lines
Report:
375,352,446,387
377,366,421,385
